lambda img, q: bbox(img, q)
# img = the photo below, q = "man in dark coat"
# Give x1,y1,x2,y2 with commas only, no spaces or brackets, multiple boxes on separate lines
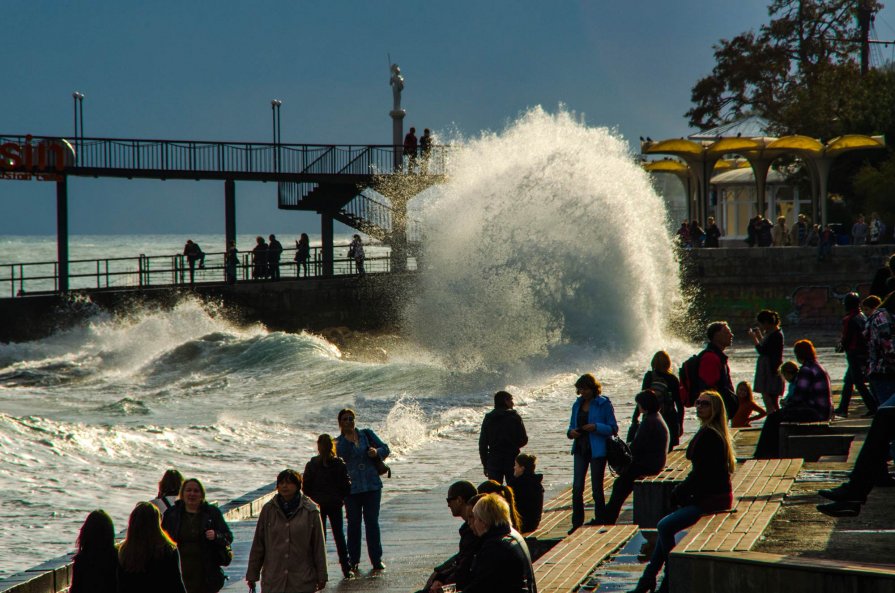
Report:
268,234,283,280
478,391,528,484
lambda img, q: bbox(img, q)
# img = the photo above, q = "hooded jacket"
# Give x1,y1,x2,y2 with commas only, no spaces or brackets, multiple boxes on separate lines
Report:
245,494,327,593
507,472,544,533
479,408,529,468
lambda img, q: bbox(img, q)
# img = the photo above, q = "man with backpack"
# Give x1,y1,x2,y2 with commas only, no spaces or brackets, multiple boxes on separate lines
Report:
680,322,739,420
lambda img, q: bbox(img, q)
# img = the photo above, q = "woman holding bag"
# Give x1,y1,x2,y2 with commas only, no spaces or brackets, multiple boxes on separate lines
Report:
335,408,390,575
566,373,618,533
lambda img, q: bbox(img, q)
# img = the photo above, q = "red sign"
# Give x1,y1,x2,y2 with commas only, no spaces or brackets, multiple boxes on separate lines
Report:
0,136,74,180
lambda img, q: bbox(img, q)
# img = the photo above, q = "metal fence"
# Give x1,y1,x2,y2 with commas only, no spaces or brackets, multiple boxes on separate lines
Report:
1,243,416,298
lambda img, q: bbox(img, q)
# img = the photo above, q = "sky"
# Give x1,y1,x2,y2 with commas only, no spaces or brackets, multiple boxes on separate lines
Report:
3,1,895,238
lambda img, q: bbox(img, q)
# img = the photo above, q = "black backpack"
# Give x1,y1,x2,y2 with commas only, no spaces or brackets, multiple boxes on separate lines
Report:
649,371,677,419
678,352,703,408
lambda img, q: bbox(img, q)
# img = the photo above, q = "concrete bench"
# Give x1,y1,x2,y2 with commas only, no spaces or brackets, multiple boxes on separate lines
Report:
782,433,854,461
674,458,802,554
668,550,895,593
631,449,691,528
533,525,638,593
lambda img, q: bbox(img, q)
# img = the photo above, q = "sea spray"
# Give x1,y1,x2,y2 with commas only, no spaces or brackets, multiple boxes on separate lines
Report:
406,107,682,370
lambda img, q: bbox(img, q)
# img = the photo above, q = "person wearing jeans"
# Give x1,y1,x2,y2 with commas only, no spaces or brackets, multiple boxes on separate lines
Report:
566,373,617,533
630,391,735,593
335,408,389,575
303,434,352,578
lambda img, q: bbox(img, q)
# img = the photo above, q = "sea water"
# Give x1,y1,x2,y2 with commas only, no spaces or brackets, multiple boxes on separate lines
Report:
0,108,844,578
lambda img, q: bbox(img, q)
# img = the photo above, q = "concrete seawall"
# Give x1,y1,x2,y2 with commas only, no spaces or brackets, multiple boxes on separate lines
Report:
681,244,894,334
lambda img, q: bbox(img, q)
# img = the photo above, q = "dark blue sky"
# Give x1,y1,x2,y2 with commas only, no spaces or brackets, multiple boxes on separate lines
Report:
3,1,894,236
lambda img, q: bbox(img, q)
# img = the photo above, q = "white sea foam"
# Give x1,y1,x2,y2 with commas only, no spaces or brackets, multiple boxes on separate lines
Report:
406,107,682,370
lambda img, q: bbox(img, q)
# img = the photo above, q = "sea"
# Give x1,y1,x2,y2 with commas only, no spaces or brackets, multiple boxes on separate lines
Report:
0,108,847,579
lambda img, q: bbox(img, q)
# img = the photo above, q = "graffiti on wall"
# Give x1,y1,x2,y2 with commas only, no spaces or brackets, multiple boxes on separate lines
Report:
787,283,872,324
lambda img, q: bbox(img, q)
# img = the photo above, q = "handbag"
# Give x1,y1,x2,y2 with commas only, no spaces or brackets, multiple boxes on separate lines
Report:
371,455,391,478
606,434,632,475
217,543,234,567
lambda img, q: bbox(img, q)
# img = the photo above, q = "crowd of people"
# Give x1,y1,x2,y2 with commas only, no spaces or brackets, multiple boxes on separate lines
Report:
180,232,368,285
67,253,895,592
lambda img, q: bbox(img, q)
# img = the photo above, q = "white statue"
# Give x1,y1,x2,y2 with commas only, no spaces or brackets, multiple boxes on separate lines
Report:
390,64,404,112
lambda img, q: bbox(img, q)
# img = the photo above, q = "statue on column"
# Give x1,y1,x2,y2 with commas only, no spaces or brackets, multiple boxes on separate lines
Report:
390,64,404,112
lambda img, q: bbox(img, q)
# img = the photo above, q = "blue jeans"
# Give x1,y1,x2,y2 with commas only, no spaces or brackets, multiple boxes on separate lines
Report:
642,504,704,582
870,379,895,410
345,488,382,566
571,453,607,526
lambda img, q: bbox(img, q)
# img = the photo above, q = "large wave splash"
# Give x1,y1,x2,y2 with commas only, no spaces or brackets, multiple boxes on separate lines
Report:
406,107,682,370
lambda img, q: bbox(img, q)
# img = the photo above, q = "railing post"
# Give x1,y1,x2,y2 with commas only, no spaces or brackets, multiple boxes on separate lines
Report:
138,254,144,287
96,260,101,289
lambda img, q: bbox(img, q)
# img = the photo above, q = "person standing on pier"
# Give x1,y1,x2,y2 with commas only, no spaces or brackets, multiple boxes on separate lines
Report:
295,233,310,278
403,127,418,173
150,469,183,516
224,241,238,285
118,502,187,593
70,510,118,593
748,310,785,414
419,128,433,174
335,408,390,575
267,234,283,280
479,390,529,484
348,235,365,276
251,236,268,280
566,374,617,532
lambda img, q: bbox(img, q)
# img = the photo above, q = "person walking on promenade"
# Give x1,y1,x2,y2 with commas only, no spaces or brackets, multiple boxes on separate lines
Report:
690,322,739,419
150,469,183,516
295,233,310,278
251,236,268,280
818,224,836,261
161,478,233,593
464,493,537,593
267,234,283,280
419,128,433,174
748,310,785,413
629,390,735,593
183,240,206,284
704,216,721,247
754,340,833,459
403,127,418,173
602,390,669,525
729,381,766,428
772,216,788,246
303,434,352,578
836,293,877,417
417,481,480,593
118,502,186,593
756,215,773,247
688,220,705,248
634,351,682,450
70,510,118,593
869,255,895,298
479,390,529,484
335,408,390,574
676,221,691,248
224,241,238,285
852,214,868,245
507,453,544,533
348,234,365,275
567,373,618,532
245,469,327,593
816,391,895,516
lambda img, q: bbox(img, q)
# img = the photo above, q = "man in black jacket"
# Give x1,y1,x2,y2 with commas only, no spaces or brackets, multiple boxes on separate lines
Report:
479,391,528,484
416,481,480,593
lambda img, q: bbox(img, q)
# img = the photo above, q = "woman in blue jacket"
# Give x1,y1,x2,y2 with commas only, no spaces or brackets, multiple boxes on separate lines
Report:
335,408,390,575
567,373,618,533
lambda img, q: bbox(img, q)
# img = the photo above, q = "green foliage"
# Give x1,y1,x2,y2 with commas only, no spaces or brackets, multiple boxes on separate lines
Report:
853,155,895,221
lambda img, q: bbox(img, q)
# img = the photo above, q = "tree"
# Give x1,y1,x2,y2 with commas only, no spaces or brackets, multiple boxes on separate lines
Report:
687,0,883,130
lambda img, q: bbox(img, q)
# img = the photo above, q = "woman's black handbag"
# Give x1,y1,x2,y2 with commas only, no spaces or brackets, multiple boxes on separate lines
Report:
217,542,234,567
606,435,632,475
371,455,391,478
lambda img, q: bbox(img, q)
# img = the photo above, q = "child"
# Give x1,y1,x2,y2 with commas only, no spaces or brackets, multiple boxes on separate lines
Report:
780,360,799,406
861,295,881,318
730,381,767,428
506,453,544,533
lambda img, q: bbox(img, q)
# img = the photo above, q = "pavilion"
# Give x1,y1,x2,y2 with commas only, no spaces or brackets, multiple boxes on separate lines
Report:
641,115,885,236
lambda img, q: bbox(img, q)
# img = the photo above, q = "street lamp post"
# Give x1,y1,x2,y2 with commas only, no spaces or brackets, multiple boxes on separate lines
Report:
72,92,85,164
271,99,282,171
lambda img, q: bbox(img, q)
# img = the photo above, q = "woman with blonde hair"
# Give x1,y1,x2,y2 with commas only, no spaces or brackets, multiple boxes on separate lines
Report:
464,493,536,593
117,502,186,593
629,391,734,593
